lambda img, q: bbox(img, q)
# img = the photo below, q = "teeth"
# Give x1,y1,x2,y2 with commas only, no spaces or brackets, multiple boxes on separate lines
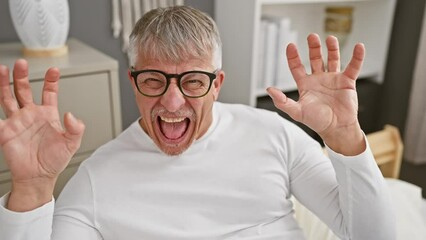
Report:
160,116,186,123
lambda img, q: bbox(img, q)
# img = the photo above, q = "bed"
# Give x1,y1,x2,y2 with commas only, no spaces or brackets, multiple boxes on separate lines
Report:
292,125,426,240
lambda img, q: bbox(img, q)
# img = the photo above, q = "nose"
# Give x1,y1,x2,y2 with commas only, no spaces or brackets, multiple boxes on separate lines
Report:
160,80,186,112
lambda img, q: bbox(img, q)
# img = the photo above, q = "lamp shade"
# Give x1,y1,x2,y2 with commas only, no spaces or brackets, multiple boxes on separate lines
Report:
9,0,70,56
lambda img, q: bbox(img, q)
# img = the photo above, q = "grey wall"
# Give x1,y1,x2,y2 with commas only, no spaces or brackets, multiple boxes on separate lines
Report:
0,0,423,134
0,3,18,42
378,0,426,138
0,0,214,129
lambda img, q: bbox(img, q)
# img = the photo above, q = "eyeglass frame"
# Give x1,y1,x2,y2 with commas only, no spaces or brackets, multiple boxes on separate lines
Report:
130,67,219,98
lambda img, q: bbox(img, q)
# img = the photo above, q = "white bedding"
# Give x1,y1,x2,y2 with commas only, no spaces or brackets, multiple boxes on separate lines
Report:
423,198,426,224
293,178,426,240
386,178,426,240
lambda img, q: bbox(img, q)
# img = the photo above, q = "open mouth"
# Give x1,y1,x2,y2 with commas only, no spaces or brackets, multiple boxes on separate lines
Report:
158,116,190,141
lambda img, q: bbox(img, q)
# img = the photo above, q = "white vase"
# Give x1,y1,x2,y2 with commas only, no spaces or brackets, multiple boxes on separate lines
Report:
9,0,70,56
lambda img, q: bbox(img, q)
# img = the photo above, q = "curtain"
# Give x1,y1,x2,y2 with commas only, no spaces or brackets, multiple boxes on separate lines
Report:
111,0,184,60
403,5,426,164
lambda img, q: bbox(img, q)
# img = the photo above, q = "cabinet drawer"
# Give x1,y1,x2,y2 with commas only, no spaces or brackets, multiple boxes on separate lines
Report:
0,72,115,173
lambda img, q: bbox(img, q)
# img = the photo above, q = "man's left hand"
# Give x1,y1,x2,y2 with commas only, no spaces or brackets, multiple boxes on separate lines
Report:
268,34,366,155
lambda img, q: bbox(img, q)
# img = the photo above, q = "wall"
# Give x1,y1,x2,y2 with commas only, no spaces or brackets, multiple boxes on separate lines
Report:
0,0,214,129
378,0,426,138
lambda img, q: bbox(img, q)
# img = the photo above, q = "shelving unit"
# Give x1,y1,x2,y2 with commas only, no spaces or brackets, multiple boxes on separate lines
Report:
215,0,396,107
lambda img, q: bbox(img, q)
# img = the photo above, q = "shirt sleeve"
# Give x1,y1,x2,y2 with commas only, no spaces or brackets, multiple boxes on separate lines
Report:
0,193,54,240
288,130,396,240
0,165,103,240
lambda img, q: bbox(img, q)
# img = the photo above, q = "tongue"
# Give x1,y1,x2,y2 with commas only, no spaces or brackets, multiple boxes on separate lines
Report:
160,119,188,140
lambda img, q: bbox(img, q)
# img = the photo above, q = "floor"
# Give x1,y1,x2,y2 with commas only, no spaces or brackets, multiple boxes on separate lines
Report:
399,161,426,198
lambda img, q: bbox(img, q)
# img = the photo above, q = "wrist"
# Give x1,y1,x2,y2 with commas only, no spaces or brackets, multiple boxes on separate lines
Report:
321,123,366,156
7,178,56,212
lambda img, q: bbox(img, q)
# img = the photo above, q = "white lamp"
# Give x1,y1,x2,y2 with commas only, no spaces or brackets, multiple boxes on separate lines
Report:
9,0,70,57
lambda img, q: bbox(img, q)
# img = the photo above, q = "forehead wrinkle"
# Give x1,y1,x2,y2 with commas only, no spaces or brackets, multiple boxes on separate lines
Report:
137,56,214,73
137,37,215,67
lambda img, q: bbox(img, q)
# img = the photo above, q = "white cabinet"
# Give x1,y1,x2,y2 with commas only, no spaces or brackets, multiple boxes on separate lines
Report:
0,39,122,198
215,0,396,106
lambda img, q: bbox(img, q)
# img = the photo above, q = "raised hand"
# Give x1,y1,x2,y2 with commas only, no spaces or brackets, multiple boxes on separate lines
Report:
267,34,365,155
0,59,85,211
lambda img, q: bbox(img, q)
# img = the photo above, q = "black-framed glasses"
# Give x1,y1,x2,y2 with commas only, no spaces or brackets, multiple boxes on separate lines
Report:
130,68,218,98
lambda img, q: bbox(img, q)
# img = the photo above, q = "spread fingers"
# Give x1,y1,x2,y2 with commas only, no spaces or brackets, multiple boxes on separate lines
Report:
326,35,340,72
0,65,18,117
13,59,34,108
42,67,60,107
307,33,325,73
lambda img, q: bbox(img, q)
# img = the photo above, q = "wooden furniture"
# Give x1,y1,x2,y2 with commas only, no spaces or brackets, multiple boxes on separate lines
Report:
215,0,396,107
320,124,403,178
0,39,122,198
367,125,403,179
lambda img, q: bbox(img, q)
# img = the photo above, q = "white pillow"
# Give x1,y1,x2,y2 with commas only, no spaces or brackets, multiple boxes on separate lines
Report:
386,178,426,240
292,196,339,240
292,178,426,240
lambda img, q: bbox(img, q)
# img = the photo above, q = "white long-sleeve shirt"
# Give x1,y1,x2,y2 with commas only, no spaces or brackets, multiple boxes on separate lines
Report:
0,102,395,239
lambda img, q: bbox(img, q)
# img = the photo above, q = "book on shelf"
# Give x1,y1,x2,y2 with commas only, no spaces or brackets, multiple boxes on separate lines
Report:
275,17,298,91
257,16,298,93
256,21,268,89
262,18,278,91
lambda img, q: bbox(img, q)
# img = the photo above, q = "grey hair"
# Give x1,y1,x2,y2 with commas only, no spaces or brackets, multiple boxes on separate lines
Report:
128,6,222,69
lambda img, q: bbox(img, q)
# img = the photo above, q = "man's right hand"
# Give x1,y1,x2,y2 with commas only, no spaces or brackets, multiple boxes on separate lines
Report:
0,59,85,212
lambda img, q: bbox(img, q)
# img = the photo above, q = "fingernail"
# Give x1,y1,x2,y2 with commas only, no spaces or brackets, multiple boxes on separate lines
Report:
67,112,77,123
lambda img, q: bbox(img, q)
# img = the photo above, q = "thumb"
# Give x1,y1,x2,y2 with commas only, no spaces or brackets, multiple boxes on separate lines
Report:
63,112,85,153
267,87,301,122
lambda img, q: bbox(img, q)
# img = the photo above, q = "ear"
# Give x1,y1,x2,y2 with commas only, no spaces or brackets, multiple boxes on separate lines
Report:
127,69,140,96
127,69,134,84
212,70,225,101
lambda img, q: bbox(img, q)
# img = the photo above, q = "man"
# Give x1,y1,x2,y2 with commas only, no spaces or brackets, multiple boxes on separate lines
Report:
0,6,394,240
